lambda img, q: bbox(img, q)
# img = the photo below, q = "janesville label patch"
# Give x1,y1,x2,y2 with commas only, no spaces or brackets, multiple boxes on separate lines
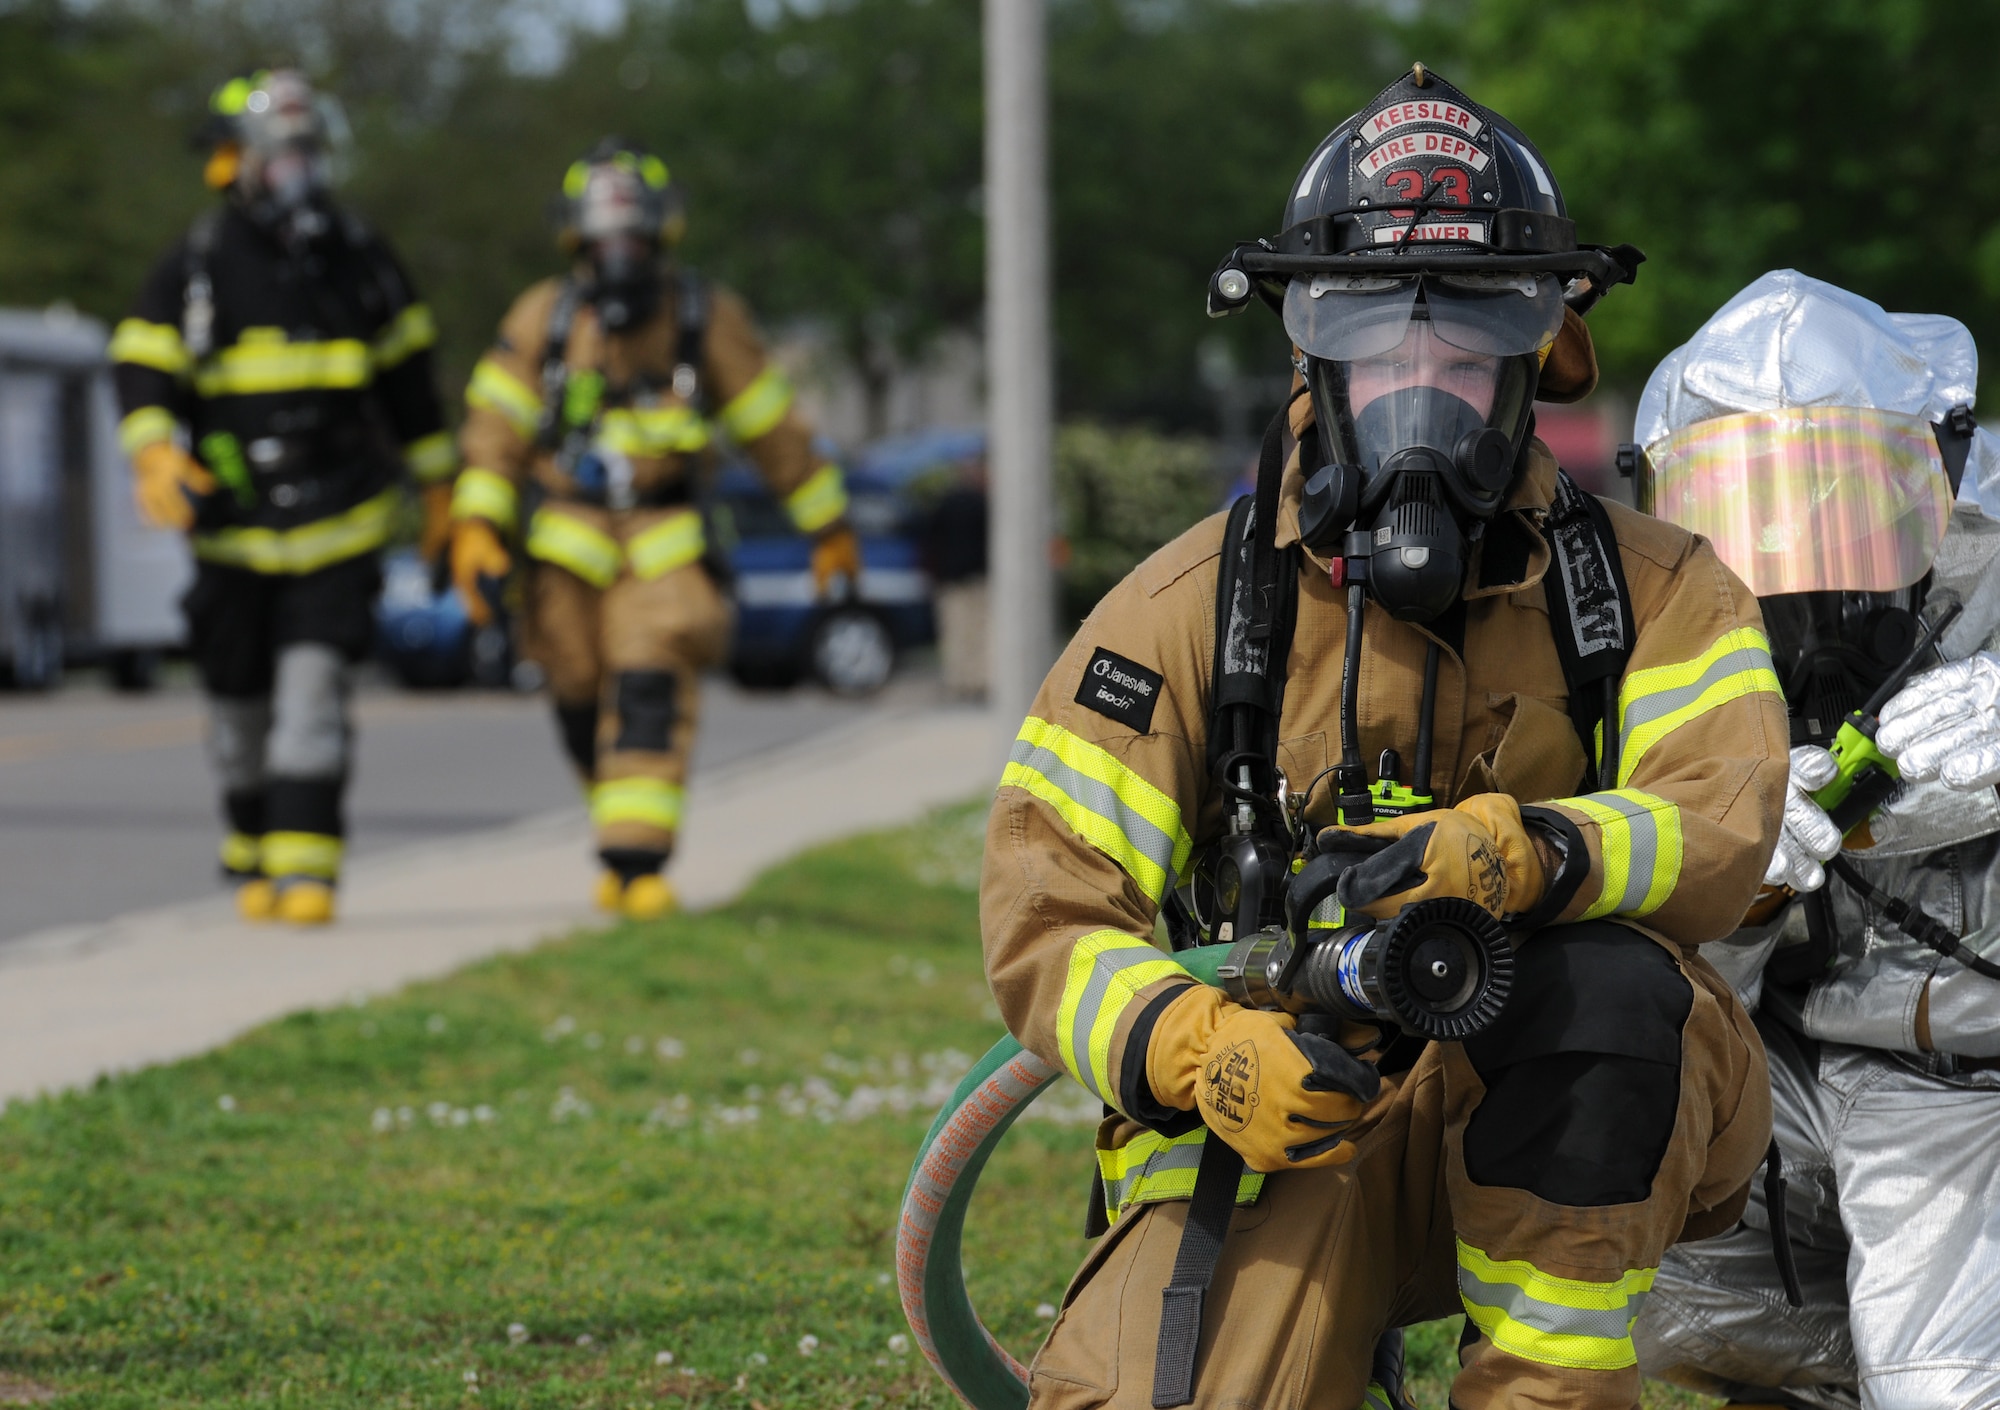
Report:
1075,648,1164,733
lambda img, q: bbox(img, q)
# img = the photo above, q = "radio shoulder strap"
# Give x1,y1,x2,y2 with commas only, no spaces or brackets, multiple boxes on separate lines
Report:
1207,400,1303,783
535,278,585,450
1540,468,1635,789
672,267,711,411
180,208,225,359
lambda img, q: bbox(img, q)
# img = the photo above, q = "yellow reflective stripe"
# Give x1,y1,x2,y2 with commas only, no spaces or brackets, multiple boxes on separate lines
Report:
191,488,399,575
590,777,685,832
626,511,705,580
404,430,457,484
597,405,711,456
1616,627,1781,786
371,303,438,371
1001,715,1192,903
261,831,344,881
1055,930,1191,1102
1096,1128,1264,1221
717,365,794,442
785,463,849,533
1560,789,1684,919
525,508,621,588
119,406,179,455
450,468,520,534
466,357,543,438
109,318,190,376
219,831,261,874
1456,1238,1654,1372
192,334,372,396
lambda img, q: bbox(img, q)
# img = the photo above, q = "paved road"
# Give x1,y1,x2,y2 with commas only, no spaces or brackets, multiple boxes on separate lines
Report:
0,670,909,944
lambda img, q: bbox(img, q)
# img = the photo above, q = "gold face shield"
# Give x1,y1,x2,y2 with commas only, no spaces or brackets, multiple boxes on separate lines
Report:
1641,405,1952,597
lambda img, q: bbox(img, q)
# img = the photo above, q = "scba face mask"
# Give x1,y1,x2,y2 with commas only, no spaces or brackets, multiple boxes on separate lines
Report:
1299,308,1539,621
1762,588,1925,746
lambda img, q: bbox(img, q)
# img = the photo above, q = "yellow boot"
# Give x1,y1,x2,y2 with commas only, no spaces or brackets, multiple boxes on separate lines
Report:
593,869,625,913
274,879,337,925
236,878,277,922
621,874,677,920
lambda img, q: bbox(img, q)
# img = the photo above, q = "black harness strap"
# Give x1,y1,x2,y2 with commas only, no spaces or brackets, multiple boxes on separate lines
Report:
1763,1139,1805,1308
1150,1132,1243,1407
1539,469,1634,789
180,209,225,359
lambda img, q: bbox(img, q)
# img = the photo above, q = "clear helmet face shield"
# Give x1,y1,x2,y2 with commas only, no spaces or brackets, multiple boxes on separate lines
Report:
573,165,664,330
233,71,333,213
1307,314,1539,521
1297,311,1539,622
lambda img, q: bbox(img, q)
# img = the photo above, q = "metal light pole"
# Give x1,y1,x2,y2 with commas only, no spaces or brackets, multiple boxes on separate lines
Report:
984,0,1055,755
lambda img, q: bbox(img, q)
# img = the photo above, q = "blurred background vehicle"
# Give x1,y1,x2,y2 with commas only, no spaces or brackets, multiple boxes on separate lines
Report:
0,307,188,692
713,431,968,694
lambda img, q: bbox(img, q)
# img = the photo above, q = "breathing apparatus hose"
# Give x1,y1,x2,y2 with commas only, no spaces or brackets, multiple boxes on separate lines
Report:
896,947,1230,1409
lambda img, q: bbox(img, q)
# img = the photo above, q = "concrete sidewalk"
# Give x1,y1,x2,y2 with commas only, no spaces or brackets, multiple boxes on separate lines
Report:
0,700,999,1104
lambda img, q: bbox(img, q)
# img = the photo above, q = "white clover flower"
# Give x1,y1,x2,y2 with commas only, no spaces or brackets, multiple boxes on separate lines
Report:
427,1014,448,1034
216,1094,236,1113
654,1350,674,1366
451,1108,470,1127
624,1035,645,1055
462,1369,478,1384
396,1106,415,1127
748,1352,768,1367
473,1105,495,1124
550,1088,593,1122
887,1333,911,1355
733,1374,748,1392
738,1048,762,1067
544,1015,576,1042
655,1037,685,1061
797,1334,819,1356
1035,1302,1057,1320
575,1333,593,1347
876,1271,893,1287
371,1108,393,1133
427,1101,451,1125
506,1323,528,1346
583,1032,603,1051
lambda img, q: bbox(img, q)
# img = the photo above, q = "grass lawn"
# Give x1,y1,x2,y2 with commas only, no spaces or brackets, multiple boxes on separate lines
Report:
0,802,1714,1408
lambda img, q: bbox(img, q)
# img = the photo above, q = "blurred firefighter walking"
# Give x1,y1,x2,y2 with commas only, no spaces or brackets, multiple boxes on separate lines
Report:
111,68,455,926
446,139,861,920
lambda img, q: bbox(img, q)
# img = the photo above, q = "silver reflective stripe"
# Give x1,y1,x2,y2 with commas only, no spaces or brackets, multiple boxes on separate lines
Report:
1065,942,1159,1100
1620,642,1774,735
1586,790,1663,915
1458,1265,1647,1344
1009,736,1180,894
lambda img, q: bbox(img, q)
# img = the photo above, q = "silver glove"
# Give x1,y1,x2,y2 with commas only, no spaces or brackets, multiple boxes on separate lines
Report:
1765,744,1842,892
1877,651,2000,791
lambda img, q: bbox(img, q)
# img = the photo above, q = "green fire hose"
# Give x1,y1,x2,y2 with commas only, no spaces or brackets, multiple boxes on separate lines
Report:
896,946,1228,1409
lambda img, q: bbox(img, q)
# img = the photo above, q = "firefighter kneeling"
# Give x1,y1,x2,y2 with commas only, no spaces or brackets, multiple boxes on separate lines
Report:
984,68,1783,1410
447,139,860,919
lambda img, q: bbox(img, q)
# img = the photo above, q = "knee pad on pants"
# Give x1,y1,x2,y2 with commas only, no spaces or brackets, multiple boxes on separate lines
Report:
266,643,350,778
1461,922,1693,1206
613,670,679,754
208,696,272,792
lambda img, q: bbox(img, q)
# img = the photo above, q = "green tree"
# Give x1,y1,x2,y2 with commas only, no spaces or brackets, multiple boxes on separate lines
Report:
1420,0,2000,397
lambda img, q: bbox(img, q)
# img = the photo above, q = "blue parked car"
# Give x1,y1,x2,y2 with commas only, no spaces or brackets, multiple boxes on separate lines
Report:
378,434,959,694
712,444,940,694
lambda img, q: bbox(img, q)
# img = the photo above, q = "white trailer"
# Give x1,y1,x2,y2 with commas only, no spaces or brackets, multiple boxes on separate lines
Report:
0,306,190,689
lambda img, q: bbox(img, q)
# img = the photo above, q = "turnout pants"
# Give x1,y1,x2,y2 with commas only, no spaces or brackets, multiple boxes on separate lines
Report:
1029,922,1770,1410
183,554,378,887
1636,1015,2000,1410
520,502,732,872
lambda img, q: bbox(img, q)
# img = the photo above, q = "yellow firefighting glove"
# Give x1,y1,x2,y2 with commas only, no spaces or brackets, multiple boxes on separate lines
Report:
417,483,454,565
131,442,217,531
1146,985,1380,1173
1318,792,1545,921
450,518,512,628
810,522,863,597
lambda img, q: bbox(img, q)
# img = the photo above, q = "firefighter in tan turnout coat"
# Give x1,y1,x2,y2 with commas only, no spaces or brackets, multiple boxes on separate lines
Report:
983,69,1785,1410
448,139,860,919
